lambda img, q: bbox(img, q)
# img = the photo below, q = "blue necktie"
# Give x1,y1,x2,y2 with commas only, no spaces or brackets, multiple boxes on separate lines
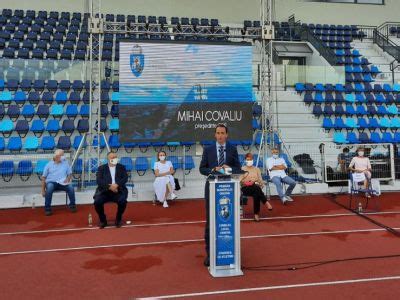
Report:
218,145,224,167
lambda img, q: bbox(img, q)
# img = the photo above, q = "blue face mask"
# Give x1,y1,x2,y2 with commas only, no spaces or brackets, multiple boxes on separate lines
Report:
272,154,279,159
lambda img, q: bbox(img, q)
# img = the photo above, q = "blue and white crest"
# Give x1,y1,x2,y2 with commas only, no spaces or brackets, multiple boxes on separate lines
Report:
130,44,144,77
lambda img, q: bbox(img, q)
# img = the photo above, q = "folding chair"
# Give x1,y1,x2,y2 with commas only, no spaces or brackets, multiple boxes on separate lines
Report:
348,172,380,211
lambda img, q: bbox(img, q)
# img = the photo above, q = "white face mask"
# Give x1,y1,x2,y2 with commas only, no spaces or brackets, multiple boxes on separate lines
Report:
358,151,364,157
110,158,119,165
272,154,279,159
60,156,66,161
245,160,253,167
159,155,166,161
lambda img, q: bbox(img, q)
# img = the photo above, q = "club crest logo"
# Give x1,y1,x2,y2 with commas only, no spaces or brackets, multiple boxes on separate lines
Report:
219,197,231,219
130,44,144,77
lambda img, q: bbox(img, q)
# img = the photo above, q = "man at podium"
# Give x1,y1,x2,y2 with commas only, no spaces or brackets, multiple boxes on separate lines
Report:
199,124,241,267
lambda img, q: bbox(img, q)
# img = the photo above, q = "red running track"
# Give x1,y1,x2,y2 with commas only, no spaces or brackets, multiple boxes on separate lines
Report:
1,193,400,299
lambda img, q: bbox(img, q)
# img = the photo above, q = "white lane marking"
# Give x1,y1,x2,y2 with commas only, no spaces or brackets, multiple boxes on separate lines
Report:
137,275,400,299
0,227,397,256
1,211,400,237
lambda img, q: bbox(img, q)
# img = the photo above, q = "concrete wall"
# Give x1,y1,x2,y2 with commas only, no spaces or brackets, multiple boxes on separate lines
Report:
1,0,398,26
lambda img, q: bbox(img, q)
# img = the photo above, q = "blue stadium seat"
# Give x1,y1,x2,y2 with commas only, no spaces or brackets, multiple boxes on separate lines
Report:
390,118,400,129
73,135,87,150
334,104,345,116
394,132,400,143
334,92,344,103
61,119,75,136
55,91,67,105
40,135,55,151
379,117,391,130
345,104,356,116
47,80,58,91
183,156,195,174
359,132,370,143
322,117,334,130
31,119,45,137
376,105,388,115
345,118,358,129
355,93,366,103
315,83,325,92
304,92,313,105
0,160,14,182
77,119,89,134
16,160,33,180
120,157,134,175
57,136,71,150
108,135,121,150
46,119,60,136
0,91,12,104
356,105,368,116
14,91,26,106
50,104,63,118
0,119,14,137
334,117,346,130
370,132,382,143
7,136,22,152
295,83,305,93
354,83,364,93
111,92,120,103
59,80,71,91
20,79,32,91
387,104,398,115
69,91,81,105
72,80,83,91
383,84,392,93
27,91,40,106
381,132,394,143
0,137,4,151
393,84,400,93
345,94,355,103
109,119,119,133
346,132,360,144
135,157,149,176
357,118,369,129
15,119,29,137
314,92,323,103
7,104,20,120
65,104,78,119
367,104,377,115
323,104,334,116
24,136,39,151
368,117,380,130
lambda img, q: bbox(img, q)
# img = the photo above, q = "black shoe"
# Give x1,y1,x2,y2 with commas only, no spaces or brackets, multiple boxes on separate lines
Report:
69,206,77,213
99,221,108,229
115,220,122,228
45,210,52,216
203,256,210,267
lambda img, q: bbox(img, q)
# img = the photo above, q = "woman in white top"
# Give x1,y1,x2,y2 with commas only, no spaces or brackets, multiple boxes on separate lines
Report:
153,151,177,208
348,147,372,192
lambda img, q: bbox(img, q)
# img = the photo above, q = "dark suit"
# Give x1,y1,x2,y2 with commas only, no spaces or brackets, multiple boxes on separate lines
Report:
94,163,128,223
199,142,241,257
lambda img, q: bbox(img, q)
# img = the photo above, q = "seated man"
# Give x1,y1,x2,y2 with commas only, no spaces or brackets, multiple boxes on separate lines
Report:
41,149,77,216
266,147,296,204
94,152,128,228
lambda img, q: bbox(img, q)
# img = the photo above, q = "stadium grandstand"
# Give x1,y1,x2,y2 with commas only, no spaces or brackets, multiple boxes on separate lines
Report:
1,0,400,298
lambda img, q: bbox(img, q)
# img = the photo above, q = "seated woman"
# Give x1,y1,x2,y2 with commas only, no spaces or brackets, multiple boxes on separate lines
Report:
348,146,372,196
153,151,177,208
240,153,272,222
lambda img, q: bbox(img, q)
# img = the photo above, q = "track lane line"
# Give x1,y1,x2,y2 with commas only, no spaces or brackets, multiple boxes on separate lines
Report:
2,211,400,236
137,275,400,299
0,227,397,256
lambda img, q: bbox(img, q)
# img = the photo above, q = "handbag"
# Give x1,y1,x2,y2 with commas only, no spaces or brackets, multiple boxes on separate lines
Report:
174,177,181,191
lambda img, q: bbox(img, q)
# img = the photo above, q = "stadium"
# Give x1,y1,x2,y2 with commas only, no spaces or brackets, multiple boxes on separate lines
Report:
1,0,400,298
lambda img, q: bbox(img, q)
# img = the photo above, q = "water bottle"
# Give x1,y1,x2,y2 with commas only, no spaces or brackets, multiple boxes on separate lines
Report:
358,202,363,214
240,206,244,219
88,213,93,227
32,200,35,209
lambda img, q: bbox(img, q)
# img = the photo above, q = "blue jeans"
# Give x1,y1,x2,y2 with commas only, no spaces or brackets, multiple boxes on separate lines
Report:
271,176,296,202
45,182,76,211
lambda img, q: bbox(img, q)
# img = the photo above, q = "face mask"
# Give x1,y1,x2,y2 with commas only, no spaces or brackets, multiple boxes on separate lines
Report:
245,160,253,167
60,156,66,161
272,154,279,159
110,158,119,165
358,151,364,157
159,156,166,161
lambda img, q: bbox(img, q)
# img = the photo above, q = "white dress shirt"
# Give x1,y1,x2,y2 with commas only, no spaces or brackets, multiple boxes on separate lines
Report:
109,165,116,184
266,157,287,178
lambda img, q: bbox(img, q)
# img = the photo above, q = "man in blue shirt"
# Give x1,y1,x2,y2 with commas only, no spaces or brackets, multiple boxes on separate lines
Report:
41,149,77,215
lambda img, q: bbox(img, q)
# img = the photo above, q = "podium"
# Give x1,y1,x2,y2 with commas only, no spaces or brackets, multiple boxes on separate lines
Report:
208,175,243,277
